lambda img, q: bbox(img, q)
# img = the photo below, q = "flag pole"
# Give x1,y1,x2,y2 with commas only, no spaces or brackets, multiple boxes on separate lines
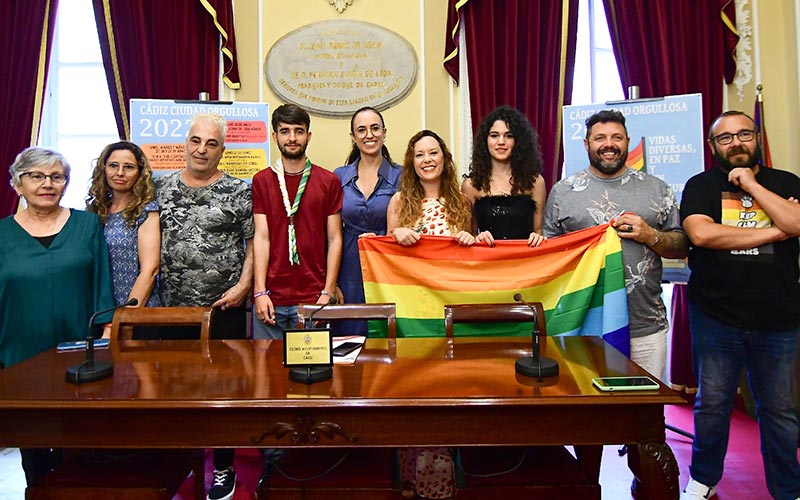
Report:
755,84,771,167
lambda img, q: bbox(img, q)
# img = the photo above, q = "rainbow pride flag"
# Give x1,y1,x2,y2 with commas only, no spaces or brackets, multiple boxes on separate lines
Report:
359,224,630,356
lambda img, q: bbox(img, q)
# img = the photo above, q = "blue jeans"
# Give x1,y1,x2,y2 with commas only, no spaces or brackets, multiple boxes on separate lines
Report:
689,303,800,500
252,305,298,340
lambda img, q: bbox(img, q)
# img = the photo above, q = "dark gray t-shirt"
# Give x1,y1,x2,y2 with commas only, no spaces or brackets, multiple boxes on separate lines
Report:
543,168,682,338
155,171,254,307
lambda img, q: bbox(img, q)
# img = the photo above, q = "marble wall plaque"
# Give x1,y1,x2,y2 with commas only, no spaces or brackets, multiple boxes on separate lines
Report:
265,20,418,117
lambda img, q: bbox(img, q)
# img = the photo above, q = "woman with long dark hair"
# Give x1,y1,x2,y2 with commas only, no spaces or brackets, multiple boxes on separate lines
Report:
462,106,546,246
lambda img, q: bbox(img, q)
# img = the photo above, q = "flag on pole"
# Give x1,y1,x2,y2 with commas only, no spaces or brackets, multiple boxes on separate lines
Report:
754,85,772,168
359,224,630,356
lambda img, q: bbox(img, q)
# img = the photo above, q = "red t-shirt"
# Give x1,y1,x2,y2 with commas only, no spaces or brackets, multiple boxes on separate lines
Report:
252,165,343,305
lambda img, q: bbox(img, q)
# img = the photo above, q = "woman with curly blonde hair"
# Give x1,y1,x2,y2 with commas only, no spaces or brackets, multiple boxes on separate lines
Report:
387,129,475,247
86,141,161,307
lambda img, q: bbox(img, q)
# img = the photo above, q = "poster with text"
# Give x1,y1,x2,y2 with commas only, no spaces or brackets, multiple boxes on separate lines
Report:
130,99,270,182
562,93,704,205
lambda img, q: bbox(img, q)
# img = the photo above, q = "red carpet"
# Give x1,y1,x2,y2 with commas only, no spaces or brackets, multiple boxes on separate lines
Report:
175,405,782,499
600,404,773,499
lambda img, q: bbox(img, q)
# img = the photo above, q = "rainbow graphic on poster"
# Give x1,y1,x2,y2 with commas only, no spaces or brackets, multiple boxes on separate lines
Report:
626,137,647,172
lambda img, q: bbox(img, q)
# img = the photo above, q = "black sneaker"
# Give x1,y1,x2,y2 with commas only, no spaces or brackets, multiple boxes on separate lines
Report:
207,466,236,500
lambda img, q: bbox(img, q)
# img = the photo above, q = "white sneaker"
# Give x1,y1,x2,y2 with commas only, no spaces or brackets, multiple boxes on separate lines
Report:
681,478,717,499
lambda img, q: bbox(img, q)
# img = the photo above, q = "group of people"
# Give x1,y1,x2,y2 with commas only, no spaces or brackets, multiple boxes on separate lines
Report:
0,101,798,500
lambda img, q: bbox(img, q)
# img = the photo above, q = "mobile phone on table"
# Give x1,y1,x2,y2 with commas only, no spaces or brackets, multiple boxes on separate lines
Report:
332,342,362,357
57,339,110,352
592,376,659,392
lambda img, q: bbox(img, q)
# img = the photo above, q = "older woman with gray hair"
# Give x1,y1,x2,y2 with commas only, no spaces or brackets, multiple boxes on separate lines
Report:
0,147,114,486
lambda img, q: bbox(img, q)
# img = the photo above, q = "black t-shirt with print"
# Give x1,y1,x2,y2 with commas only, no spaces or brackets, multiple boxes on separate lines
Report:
680,166,800,330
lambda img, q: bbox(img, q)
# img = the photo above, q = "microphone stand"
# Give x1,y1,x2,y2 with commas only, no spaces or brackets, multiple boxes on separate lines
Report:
66,298,137,384
513,294,559,379
289,296,337,384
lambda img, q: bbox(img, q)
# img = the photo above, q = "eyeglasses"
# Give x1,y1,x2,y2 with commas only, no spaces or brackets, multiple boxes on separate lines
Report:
20,172,68,186
712,129,756,145
105,162,138,173
353,125,384,138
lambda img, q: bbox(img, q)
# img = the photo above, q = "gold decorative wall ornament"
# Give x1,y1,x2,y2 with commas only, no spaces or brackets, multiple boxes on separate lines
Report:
329,0,353,13
732,0,753,101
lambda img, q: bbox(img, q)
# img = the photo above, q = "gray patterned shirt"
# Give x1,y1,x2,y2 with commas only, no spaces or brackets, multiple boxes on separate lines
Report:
155,171,254,307
543,168,682,338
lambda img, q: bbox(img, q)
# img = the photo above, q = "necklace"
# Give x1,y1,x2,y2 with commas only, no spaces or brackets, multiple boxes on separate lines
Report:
284,170,304,177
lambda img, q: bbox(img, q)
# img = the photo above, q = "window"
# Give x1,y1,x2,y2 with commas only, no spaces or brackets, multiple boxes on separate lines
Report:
571,0,624,105
38,0,118,209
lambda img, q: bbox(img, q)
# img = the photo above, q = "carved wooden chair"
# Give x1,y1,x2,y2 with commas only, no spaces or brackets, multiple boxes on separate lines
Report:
444,302,546,337
443,302,546,360
297,303,397,339
112,306,214,340
111,306,214,361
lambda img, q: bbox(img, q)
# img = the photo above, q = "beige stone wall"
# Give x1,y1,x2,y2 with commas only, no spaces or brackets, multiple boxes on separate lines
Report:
229,0,458,172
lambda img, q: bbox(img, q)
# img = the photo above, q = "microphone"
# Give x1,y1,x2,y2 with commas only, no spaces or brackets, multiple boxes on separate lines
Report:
513,293,559,378
65,297,138,384
307,295,337,327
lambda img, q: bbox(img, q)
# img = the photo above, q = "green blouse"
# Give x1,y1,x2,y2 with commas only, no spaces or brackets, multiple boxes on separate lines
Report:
0,209,114,367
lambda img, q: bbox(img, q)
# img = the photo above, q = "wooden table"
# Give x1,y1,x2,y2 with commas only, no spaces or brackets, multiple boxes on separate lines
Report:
0,336,684,499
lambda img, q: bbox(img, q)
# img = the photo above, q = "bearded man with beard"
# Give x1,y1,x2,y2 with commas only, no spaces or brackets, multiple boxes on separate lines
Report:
679,110,800,500
251,103,343,340
249,103,343,499
543,109,688,381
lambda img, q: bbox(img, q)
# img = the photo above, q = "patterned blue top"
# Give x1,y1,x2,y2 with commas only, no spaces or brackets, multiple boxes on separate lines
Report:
104,200,161,306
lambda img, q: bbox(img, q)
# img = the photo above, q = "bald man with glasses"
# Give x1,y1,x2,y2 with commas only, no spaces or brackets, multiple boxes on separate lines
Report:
679,110,800,500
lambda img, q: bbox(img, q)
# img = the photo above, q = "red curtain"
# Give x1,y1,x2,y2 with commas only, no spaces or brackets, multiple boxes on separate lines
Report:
91,0,239,140
444,0,579,190
602,0,738,397
0,0,58,217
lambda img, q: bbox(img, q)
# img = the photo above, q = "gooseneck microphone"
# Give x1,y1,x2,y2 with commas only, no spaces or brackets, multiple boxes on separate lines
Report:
513,293,559,378
307,295,337,326
65,298,137,384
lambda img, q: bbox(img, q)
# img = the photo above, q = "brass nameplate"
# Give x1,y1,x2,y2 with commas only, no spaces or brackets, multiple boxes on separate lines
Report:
283,329,333,366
